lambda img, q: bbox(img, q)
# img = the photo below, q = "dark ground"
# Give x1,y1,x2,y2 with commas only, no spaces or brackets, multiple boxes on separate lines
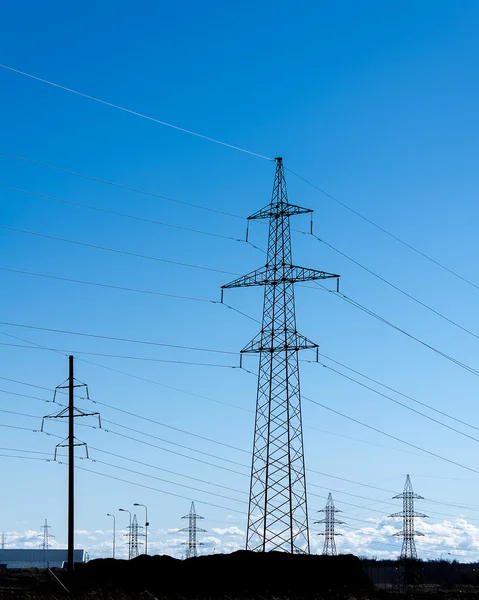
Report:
0,552,478,599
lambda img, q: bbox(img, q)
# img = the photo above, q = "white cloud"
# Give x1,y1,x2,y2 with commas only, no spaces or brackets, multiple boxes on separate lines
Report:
212,526,245,536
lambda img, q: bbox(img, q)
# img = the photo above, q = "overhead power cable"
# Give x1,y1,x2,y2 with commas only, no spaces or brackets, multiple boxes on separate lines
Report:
312,234,479,342
302,393,479,476
323,286,479,378
0,65,272,161
0,185,262,250
0,452,247,514
0,225,239,276
315,361,479,446
0,343,239,368
3,386,479,519
0,320,236,354
288,167,479,291
0,266,259,323
320,353,479,435
0,151,245,219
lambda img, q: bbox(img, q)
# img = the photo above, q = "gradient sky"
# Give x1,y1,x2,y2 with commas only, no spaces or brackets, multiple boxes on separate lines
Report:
1,0,479,560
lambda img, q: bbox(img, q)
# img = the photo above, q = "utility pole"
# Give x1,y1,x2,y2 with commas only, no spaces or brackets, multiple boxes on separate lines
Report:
180,502,205,558
119,508,132,560
68,355,74,572
315,493,344,555
134,503,148,555
222,157,339,553
390,474,428,589
42,356,101,571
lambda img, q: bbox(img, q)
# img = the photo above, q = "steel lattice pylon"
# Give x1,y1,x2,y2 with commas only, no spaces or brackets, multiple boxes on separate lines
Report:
390,474,428,559
222,158,339,553
180,501,205,558
130,514,143,559
315,493,344,556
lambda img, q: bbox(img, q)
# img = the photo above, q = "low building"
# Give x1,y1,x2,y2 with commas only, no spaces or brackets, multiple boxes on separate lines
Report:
0,549,86,569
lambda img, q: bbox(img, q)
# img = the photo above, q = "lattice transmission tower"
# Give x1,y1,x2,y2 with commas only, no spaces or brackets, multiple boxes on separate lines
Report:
39,519,55,568
390,474,428,559
1,532,5,549
180,502,205,558
129,514,143,559
222,157,339,553
316,493,344,555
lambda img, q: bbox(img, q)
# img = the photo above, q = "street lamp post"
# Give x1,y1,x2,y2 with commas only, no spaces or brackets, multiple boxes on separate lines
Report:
440,552,451,561
134,503,149,555
119,508,132,560
106,513,116,559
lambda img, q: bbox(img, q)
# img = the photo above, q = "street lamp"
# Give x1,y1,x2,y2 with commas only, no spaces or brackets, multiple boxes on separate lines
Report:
119,508,132,560
134,503,149,556
106,513,116,559
440,552,451,561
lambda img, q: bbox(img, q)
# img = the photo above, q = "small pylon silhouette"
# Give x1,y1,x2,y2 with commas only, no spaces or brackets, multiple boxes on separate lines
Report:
315,493,344,555
39,519,55,568
390,474,428,559
129,514,143,559
180,502,205,558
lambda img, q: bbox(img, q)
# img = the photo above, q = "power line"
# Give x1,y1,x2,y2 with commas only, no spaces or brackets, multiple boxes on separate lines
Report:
319,354,479,435
315,361,479,446
0,452,247,514
0,321,237,354
0,343,240,369
0,151,246,219
312,234,479,342
3,393,479,522
0,225,239,275
0,65,272,161
0,184,258,247
0,266,260,324
288,168,479,291
303,393,479,477
324,287,479,377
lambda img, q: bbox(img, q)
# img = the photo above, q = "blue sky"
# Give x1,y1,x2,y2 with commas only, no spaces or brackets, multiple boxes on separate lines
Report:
1,0,479,560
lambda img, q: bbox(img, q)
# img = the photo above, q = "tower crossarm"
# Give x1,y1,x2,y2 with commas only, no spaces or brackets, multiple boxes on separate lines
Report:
241,331,318,354
248,203,313,220
222,266,339,290
392,493,425,500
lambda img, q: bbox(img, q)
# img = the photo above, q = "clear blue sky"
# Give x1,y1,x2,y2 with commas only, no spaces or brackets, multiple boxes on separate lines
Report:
1,0,479,560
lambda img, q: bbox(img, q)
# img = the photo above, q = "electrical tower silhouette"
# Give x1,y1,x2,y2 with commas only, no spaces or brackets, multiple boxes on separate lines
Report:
42,356,101,571
390,474,427,559
180,501,205,558
316,493,344,556
129,514,143,559
1,532,5,549
222,157,339,553
39,519,54,568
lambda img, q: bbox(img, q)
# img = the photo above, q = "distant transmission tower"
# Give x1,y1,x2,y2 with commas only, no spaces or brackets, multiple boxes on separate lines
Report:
129,514,143,559
316,493,344,555
222,157,339,553
1,532,5,549
180,501,205,558
390,474,427,559
39,519,54,568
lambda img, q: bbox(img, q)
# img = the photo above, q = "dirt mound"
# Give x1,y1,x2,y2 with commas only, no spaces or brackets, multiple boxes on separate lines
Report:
71,550,371,596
